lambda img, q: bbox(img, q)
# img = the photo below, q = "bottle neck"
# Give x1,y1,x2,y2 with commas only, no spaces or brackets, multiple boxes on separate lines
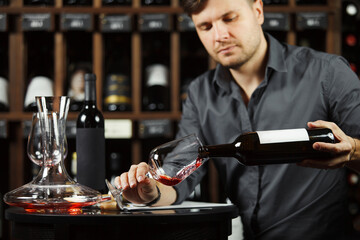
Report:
198,143,236,159
84,80,97,104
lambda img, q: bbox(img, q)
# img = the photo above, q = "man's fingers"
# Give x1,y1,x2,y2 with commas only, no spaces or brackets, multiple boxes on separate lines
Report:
136,162,149,182
119,172,130,190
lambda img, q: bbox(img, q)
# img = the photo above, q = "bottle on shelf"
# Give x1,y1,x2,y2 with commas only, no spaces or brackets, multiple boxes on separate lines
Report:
23,0,54,6
296,0,327,5
103,74,132,112
102,0,131,6
103,35,132,112
142,64,169,111
63,0,92,6
343,0,359,19
67,64,91,112
345,33,358,48
297,30,327,52
76,73,106,192
342,0,360,34
262,0,288,5
347,169,360,226
198,128,336,166
0,77,8,112
342,34,359,73
141,0,170,6
0,0,8,5
341,1,360,75
0,192,3,239
23,76,54,112
24,32,54,112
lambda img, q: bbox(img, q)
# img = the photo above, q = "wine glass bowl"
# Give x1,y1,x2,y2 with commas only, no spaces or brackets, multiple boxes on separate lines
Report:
148,134,207,186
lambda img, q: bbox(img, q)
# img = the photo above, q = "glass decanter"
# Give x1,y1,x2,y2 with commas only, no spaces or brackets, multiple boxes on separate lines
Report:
27,112,68,166
3,96,102,214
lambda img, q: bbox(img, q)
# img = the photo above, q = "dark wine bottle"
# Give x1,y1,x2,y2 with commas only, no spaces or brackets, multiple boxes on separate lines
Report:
141,0,170,6
23,0,54,6
198,128,335,166
24,33,54,112
343,33,359,73
296,0,327,5
0,77,8,112
63,0,92,6
0,192,3,240
0,0,9,6
102,0,131,6
263,0,288,5
103,34,132,111
103,74,131,112
341,1,360,75
76,73,106,192
143,64,169,111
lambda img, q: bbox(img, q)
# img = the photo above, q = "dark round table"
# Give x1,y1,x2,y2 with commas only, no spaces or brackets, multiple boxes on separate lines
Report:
6,203,238,240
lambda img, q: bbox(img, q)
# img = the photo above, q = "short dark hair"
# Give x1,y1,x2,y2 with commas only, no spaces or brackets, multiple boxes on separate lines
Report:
180,0,255,16
180,0,207,15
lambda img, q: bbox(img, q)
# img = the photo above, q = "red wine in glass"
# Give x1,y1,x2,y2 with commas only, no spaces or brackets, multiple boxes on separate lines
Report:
155,157,203,186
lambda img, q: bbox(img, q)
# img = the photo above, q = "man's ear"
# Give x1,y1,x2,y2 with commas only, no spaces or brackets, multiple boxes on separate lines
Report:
253,0,264,25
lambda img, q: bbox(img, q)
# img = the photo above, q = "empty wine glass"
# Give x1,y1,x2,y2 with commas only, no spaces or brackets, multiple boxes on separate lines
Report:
27,112,68,166
106,133,207,210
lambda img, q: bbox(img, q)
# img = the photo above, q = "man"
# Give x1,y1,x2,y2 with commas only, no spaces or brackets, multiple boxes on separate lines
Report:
115,0,360,239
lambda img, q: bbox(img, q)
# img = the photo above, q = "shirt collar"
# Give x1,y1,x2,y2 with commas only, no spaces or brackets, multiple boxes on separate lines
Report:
213,32,288,92
265,32,287,73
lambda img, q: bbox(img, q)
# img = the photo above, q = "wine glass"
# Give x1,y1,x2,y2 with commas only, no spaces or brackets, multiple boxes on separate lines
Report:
106,133,207,210
27,112,68,166
147,133,207,186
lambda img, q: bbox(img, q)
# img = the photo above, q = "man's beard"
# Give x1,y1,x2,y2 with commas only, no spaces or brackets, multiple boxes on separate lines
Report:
219,55,248,70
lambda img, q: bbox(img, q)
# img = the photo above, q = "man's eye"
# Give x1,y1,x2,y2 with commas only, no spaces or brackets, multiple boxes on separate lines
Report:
200,24,212,31
224,16,238,22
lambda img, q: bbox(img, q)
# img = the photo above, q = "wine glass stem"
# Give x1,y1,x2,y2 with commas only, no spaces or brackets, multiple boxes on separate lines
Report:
115,188,124,210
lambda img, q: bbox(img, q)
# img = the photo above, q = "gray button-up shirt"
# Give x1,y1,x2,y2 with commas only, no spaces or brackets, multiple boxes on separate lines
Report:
173,33,360,239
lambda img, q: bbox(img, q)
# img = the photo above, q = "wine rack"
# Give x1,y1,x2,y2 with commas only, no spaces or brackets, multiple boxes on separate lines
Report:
0,0,345,238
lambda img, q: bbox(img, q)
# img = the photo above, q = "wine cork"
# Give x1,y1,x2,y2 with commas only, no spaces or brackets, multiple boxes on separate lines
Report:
100,200,119,211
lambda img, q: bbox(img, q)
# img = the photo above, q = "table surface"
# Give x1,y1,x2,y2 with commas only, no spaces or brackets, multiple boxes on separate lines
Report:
5,202,239,240
5,201,239,224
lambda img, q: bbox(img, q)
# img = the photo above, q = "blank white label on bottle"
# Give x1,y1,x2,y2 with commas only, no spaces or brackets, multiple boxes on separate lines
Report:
105,119,132,139
257,128,309,144
145,64,169,87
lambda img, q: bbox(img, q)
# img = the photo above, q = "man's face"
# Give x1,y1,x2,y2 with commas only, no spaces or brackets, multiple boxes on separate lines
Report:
192,0,264,69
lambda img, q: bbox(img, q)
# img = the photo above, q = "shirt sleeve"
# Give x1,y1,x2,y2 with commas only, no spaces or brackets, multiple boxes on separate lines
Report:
325,56,360,138
172,79,209,204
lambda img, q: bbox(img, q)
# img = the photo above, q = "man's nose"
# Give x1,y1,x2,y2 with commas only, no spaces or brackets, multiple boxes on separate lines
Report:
214,23,229,42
